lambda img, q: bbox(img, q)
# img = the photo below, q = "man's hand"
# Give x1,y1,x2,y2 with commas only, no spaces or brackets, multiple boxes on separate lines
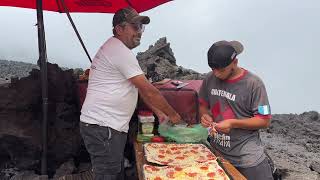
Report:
215,119,235,133
131,74,180,122
155,110,169,123
201,114,214,127
168,113,181,124
201,114,217,135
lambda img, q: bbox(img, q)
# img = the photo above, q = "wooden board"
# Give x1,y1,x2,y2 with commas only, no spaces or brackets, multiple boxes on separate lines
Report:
134,141,247,180
134,141,147,180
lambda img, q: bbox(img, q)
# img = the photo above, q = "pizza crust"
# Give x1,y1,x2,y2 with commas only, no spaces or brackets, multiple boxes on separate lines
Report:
144,143,217,166
143,160,230,180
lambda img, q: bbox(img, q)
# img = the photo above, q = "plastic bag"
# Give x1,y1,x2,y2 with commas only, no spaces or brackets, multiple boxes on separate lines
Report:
158,122,208,143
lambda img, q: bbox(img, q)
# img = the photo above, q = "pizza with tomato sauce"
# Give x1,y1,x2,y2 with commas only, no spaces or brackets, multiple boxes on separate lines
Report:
143,160,230,180
144,143,217,166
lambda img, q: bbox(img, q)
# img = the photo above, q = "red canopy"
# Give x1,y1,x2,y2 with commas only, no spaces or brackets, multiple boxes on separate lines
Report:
0,0,171,13
0,0,172,175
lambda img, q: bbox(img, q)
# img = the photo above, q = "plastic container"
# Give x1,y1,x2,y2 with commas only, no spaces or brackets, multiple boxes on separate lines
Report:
136,134,152,142
138,111,155,123
141,122,154,134
138,110,155,135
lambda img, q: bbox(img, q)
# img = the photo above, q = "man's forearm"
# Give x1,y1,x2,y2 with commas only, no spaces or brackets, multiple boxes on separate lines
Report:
139,92,162,115
139,88,177,117
230,117,271,130
199,105,210,118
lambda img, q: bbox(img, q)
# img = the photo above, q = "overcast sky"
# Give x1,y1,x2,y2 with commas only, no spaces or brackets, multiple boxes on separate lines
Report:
0,0,319,114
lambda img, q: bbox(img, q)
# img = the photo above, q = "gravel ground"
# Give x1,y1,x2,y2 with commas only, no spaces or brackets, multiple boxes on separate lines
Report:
261,112,320,180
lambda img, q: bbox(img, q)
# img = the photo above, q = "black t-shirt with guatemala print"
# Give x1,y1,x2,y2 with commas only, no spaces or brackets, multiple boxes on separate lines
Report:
199,69,271,168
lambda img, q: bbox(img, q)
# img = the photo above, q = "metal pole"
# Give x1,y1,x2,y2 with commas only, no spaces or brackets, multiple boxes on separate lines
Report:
59,0,92,63
36,0,48,175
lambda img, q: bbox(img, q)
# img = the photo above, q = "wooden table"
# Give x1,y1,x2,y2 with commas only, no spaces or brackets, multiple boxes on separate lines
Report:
134,141,247,180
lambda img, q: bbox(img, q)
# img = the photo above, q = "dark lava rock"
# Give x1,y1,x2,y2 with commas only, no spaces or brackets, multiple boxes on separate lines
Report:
0,63,82,177
310,161,320,174
137,37,206,82
265,111,320,153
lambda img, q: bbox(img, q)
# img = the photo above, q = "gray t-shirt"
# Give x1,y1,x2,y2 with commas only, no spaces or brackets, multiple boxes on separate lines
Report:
199,69,271,168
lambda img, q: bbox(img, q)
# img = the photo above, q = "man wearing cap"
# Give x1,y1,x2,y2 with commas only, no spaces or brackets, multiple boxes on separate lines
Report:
80,7,181,180
199,41,273,180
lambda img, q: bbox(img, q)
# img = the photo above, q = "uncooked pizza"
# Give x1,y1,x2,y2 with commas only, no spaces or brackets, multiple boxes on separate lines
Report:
143,160,230,180
144,143,217,166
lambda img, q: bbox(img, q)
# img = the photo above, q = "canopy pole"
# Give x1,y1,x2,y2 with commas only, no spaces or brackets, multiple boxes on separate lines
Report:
126,0,133,7
36,0,48,175
59,0,92,63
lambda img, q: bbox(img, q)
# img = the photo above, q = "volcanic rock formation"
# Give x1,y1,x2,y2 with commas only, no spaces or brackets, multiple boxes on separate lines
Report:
0,63,83,178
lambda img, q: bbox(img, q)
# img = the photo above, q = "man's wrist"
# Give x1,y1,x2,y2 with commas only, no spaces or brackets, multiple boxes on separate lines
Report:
229,119,238,129
168,111,178,118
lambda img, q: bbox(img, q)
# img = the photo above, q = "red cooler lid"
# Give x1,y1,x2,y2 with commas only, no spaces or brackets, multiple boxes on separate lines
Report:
138,110,153,116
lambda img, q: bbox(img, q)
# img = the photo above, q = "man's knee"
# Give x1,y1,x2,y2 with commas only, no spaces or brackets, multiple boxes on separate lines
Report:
237,158,273,180
92,159,122,175
92,159,124,180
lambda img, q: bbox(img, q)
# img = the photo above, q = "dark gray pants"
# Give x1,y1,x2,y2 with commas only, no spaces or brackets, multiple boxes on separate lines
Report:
236,158,274,180
80,122,127,180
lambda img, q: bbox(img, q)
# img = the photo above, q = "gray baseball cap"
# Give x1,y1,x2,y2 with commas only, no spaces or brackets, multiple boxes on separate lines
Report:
214,40,244,54
207,40,244,69
112,7,150,27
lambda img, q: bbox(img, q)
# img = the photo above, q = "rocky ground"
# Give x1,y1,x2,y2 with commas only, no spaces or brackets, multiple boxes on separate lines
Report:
261,112,320,180
0,59,39,84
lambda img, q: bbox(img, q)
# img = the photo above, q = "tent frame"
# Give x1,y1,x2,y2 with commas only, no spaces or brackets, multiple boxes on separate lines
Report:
36,0,92,174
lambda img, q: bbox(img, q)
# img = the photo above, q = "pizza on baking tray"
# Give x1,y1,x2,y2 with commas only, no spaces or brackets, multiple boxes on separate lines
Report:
143,160,230,180
144,143,217,166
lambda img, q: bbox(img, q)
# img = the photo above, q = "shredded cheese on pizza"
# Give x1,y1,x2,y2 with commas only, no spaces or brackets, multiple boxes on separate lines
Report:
144,143,217,166
143,160,230,180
